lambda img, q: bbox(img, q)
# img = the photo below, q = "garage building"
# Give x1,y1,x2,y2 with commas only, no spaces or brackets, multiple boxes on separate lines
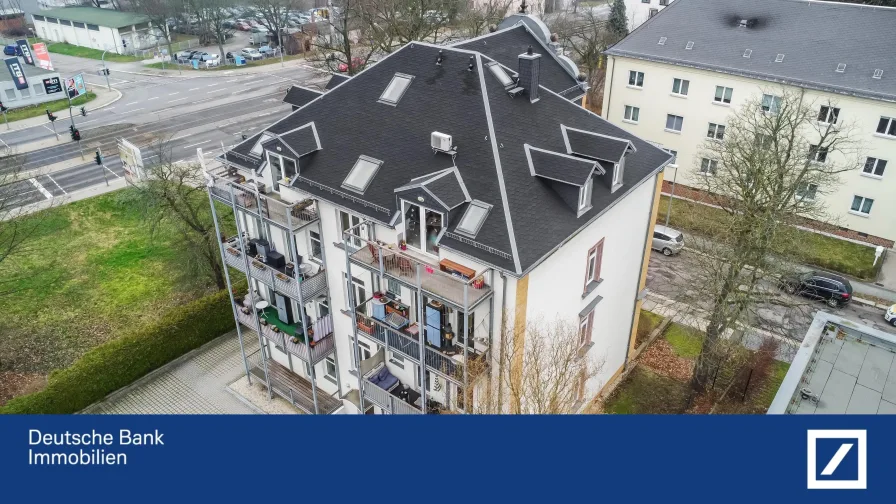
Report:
31,7,162,54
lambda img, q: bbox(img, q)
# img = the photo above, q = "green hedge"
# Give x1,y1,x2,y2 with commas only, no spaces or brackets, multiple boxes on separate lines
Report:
1,289,234,414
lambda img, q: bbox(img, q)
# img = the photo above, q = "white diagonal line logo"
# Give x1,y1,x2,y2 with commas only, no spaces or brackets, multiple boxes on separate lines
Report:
820,443,853,476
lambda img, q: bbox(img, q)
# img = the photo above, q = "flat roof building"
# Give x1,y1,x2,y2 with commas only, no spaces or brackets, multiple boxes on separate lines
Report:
31,7,161,53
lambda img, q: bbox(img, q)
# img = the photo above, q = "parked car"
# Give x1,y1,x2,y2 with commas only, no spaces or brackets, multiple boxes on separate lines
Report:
779,271,853,308
885,304,896,326
201,55,220,68
235,21,251,30
257,45,275,56
3,45,22,56
338,57,363,72
240,47,263,60
651,225,684,256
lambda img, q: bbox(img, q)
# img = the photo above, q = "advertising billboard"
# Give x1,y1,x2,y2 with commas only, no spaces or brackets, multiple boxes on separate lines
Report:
42,77,62,94
64,73,87,99
118,138,145,183
32,43,53,71
4,57,28,90
16,40,34,66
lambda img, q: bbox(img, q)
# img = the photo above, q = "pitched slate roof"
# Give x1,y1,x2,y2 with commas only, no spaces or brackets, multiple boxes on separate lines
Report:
525,145,600,186
453,23,585,101
325,74,350,90
562,126,635,164
283,85,322,108
35,7,149,28
223,41,670,275
606,0,896,103
395,168,470,211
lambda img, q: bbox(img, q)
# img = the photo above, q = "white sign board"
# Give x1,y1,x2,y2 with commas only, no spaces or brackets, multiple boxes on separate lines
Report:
118,138,145,183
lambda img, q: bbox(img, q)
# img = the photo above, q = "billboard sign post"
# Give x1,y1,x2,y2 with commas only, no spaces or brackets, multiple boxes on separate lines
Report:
42,77,62,95
31,43,53,71
118,138,146,183
16,40,34,66
4,58,28,90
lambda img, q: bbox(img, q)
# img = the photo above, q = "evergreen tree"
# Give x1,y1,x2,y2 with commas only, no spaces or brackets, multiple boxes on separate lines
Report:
608,0,628,39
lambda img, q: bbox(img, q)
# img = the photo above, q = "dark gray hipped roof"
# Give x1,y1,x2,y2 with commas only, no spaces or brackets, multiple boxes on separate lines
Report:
280,123,320,158
562,126,634,164
395,168,470,211
325,74,350,90
525,145,600,186
223,42,670,275
606,0,896,103
283,85,322,108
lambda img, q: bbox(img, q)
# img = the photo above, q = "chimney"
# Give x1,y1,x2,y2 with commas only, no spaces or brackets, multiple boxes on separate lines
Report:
518,46,541,103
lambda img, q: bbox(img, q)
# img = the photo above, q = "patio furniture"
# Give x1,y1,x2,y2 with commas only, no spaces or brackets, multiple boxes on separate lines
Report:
440,258,475,281
368,364,399,391
367,243,380,266
255,300,270,310
397,256,413,276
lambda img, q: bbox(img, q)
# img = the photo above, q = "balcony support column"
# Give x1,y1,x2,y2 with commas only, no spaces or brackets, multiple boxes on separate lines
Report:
232,188,272,400
208,188,251,383
344,235,366,413
290,229,319,414
463,282,469,413
416,264,427,412
334,345,344,398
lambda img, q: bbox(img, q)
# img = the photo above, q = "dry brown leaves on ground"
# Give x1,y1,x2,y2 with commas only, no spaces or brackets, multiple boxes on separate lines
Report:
0,371,46,406
638,339,694,382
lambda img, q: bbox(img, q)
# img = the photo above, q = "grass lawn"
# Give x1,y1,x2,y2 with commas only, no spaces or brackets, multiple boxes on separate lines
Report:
46,42,142,62
0,189,216,377
634,309,663,348
663,322,704,359
145,53,306,71
657,195,878,279
604,367,691,414
5,92,96,122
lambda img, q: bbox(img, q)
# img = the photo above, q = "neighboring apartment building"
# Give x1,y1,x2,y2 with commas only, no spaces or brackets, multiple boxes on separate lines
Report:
205,19,672,414
624,0,674,29
603,0,896,247
31,7,161,53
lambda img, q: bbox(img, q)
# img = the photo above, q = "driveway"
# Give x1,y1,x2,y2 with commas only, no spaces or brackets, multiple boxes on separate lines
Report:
82,332,259,414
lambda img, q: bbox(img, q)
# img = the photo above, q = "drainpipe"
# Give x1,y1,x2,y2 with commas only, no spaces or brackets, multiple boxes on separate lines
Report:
496,272,508,411
604,55,616,117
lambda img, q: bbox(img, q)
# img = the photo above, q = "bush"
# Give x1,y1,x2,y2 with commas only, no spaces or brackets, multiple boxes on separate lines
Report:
1,289,234,414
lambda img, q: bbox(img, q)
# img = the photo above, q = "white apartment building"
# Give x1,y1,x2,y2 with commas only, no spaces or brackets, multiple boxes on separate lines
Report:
604,0,896,247
624,0,673,29
206,18,671,414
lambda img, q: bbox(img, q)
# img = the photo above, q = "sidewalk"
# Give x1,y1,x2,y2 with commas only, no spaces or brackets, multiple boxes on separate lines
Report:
121,54,322,78
2,86,122,133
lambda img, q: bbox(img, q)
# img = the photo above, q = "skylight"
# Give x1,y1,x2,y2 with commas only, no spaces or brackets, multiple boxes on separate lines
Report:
455,200,492,238
743,49,752,58
379,73,414,105
250,133,273,156
775,54,785,63
342,155,382,194
685,41,694,50
486,62,514,88
836,63,846,73
873,69,883,79
658,37,667,45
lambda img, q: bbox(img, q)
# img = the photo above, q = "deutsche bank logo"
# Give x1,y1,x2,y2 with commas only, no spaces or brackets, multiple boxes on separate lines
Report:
807,430,867,490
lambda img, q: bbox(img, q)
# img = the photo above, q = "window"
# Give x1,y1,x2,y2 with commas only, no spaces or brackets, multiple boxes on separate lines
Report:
876,117,896,137
623,105,640,122
685,41,694,50
282,157,297,179
641,0,649,3
46,17,58,23
863,157,887,177
379,73,414,104
4,89,15,101
628,71,644,88
339,210,362,248
325,356,337,383
850,196,873,215
389,352,405,369
836,63,846,73
308,230,322,262
342,155,382,194
73,21,85,28
87,24,99,31
579,177,594,210
796,182,818,200
707,123,725,140
649,7,658,17
344,274,367,313
387,278,401,297
714,86,733,104
20,87,30,98
659,0,668,5
761,94,782,113
666,149,678,166
34,83,45,95
873,69,883,80
808,145,828,163
317,298,329,318
402,201,442,255
268,152,283,186
658,37,667,45
32,15,44,21
583,238,604,291
671,78,689,96
700,158,718,175
578,311,594,347
486,62,514,88
456,200,491,238
354,340,372,366
665,114,683,132
817,106,840,125
743,49,752,58
775,54,785,63
60,19,72,26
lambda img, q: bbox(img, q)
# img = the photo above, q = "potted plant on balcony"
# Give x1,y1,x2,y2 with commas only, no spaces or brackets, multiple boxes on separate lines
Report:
373,291,386,303
399,240,407,251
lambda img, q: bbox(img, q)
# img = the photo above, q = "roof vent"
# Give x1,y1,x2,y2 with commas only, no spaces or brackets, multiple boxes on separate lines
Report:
685,41,694,50
658,37,666,45
775,54,784,63
835,63,846,73
431,132,455,156
743,49,752,58
873,69,883,79
436,49,443,66
468,55,474,72
738,19,749,27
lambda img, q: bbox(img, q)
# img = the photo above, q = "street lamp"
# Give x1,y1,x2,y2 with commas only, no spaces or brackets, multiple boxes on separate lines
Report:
101,50,111,91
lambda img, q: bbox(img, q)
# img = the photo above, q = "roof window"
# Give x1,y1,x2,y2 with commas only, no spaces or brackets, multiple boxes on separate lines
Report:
743,49,752,58
342,155,382,194
873,69,883,79
775,54,784,63
455,200,492,238
486,61,515,88
685,41,694,50
658,37,667,45
835,63,846,73
379,73,414,105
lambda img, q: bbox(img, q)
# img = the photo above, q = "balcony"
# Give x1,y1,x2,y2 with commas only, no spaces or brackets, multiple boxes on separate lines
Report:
235,302,335,364
207,170,320,231
247,350,342,415
361,377,423,415
222,240,327,301
348,241,493,309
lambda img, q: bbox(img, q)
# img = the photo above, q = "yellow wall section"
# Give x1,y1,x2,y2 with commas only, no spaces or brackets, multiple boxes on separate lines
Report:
627,173,664,359
510,274,529,414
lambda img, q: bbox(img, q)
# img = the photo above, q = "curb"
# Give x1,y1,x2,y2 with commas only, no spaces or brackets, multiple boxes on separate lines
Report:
852,296,891,311
223,381,266,414
2,88,123,132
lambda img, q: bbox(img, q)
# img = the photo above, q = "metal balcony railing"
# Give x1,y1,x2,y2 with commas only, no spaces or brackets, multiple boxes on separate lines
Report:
246,350,342,415
361,377,422,414
223,242,327,302
236,307,335,364
207,171,320,231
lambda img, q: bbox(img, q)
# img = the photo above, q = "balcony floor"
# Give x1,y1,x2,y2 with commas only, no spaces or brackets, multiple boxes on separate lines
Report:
249,358,342,414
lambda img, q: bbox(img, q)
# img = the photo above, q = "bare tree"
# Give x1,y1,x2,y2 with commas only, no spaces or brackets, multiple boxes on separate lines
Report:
682,88,860,393
190,0,237,58
252,0,309,50
358,0,460,53
127,140,229,290
310,0,377,76
131,0,180,60
454,0,513,39
552,7,617,109
466,315,604,414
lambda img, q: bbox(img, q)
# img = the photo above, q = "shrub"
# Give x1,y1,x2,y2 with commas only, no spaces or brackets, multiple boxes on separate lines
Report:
1,289,234,414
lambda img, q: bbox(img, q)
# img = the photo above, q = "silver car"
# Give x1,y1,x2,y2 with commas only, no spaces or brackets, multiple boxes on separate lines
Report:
652,225,684,256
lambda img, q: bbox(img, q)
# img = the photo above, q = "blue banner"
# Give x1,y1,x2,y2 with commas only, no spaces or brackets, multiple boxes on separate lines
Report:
16,39,34,66
0,415,891,502
4,57,27,90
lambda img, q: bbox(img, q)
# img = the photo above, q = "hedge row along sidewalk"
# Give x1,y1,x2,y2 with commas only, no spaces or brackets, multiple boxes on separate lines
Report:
0,289,234,414
4,92,96,122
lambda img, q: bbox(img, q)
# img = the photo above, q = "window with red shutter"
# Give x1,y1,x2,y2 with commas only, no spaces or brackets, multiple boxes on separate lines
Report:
583,238,605,294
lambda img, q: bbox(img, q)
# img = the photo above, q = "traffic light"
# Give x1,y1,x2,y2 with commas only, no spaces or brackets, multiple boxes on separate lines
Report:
71,128,80,141
80,106,87,117
103,68,110,76
122,39,127,48
46,109,57,122
0,101,6,113
95,150,103,166
69,124,75,134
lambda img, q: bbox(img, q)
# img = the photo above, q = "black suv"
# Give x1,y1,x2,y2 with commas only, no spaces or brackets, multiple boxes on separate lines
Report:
780,271,853,308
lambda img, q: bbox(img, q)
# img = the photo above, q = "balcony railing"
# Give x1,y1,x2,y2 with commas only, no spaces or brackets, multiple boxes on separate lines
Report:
347,240,493,309
362,377,422,414
207,171,320,231
247,350,342,415
223,242,326,301
236,306,335,364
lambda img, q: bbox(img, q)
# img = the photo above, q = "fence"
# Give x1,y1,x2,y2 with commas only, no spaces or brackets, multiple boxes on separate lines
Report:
132,39,201,60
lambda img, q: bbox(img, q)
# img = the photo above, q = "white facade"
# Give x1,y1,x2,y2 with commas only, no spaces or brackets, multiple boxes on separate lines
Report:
603,55,896,245
1,68,63,109
624,0,673,29
31,12,160,53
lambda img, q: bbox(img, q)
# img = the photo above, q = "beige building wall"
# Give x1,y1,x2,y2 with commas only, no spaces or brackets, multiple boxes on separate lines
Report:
602,55,896,243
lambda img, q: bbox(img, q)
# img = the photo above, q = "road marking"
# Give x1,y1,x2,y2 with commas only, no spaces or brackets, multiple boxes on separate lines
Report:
169,97,187,103
189,87,200,91
207,88,227,94
226,79,238,83
46,174,67,195
124,101,140,106
147,96,159,101
105,106,115,110
183,140,212,149
207,82,220,87
168,92,180,96
175,158,187,164
129,108,145,112
77,119,99,125
106,165,122,178
28,178,53,199
43,124,55,133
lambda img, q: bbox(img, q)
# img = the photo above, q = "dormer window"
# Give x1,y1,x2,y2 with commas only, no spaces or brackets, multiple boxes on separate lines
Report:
379,73,414,105
578,178,593,213
402,200,443,256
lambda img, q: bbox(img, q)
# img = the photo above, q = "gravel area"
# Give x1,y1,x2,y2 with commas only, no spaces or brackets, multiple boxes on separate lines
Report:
228,376,301,415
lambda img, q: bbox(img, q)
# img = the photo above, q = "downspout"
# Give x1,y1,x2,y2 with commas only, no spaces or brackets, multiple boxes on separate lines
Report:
496,271,508,411
623,172,660,370
604,55,616,117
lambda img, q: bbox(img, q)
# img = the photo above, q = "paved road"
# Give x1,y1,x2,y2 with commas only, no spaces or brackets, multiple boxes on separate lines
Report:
646,249,896,339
